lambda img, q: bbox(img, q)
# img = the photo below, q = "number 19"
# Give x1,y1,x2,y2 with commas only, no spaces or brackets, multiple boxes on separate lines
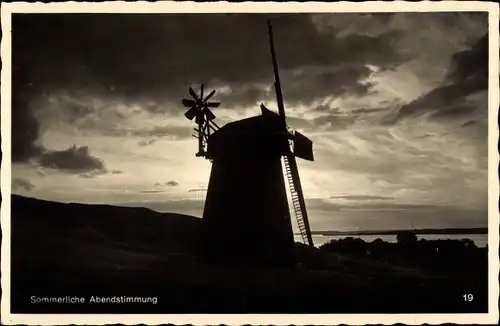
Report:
463,294,474,302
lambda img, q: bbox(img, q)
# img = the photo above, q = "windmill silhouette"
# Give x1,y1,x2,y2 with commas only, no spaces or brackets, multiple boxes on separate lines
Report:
182,20,314,267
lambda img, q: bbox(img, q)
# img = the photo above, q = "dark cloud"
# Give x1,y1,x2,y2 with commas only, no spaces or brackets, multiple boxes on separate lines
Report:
430,104,480,121
330,195,395,201
12,177,35,192
89,123,193,141
287,103,393,132
111,169,123,174
11,71,44,162
312,114,357,130
314,104,339,113
446,32,488,86
461,120,477,128
279,65,378,106
287,104,376,132
79,172,101,179
76,122,193,141
38,145,107,173
131,126,192,140
11,13,408,160
12,13,485,171
307,198,442,212
166,180,179,187
188,188,207,193
137,139,157,147
392,33,488,121
139,190,164,194
285,116,314,131
351,107,391,115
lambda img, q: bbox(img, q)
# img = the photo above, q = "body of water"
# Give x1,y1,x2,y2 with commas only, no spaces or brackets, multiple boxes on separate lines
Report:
294,234,489,248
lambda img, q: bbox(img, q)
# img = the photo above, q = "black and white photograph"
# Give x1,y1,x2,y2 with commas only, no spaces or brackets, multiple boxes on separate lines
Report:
1,2,499,325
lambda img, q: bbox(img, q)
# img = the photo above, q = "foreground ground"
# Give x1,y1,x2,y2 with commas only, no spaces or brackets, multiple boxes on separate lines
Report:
9,195,488,313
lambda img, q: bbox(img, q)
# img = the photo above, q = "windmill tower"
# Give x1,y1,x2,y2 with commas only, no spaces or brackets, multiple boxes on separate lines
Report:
182,20,314,267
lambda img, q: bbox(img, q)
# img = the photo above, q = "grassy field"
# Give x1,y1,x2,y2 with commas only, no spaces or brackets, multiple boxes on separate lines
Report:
9,195,488,313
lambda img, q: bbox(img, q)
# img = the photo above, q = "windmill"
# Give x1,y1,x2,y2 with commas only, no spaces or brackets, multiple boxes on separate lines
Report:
182,84,221,157
182,20,314,267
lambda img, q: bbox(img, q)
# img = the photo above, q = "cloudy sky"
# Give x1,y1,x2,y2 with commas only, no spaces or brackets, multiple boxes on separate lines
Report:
10,12,489,231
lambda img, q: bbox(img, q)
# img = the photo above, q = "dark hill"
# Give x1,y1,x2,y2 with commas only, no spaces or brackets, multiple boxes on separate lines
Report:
11,194,201,271
8,195,488,314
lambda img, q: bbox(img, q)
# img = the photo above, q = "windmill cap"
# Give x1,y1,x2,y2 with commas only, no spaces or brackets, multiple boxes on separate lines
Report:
206,114,290,160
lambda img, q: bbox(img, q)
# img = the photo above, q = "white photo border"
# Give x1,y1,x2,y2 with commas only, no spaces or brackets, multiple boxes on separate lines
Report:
1,1,499,325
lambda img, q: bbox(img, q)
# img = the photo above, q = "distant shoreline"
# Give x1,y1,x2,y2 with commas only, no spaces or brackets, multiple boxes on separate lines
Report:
295,227,488,237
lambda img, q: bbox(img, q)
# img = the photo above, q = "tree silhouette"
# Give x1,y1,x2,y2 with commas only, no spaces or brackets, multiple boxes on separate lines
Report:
396,231,418,245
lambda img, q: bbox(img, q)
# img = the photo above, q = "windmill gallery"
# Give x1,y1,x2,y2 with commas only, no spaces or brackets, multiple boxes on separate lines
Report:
182,21,314,267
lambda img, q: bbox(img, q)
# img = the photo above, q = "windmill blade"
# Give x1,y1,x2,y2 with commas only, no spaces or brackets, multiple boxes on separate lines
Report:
293,131,314,161
200,84,204,100
204,89,216,102
184,106,198,120
267,20,287,123
195,112,205,125
189,87,198,101
203,107,216,121
205,101,220,108
182,99,196,107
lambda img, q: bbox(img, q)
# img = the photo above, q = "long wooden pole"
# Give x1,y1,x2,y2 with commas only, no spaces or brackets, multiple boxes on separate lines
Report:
267,20,286,123
268,19,314,247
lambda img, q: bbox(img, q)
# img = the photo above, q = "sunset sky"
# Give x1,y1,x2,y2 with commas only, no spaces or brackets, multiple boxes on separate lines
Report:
10,12,490,232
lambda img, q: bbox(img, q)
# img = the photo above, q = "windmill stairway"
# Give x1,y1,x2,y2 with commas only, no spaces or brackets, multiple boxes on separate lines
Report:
283,155,314,246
